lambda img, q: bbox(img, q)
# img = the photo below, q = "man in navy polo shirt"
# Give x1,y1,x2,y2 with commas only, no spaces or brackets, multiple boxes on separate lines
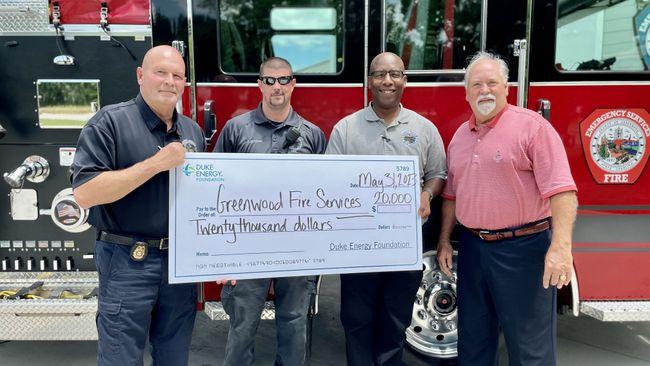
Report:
214,57,326,366
71,45,204,366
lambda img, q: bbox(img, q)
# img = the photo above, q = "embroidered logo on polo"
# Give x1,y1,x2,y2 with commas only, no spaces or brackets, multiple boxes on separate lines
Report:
240,139,263,150
580,109,650,184
401,130,418,146
494,150,503,163
182,139,198,152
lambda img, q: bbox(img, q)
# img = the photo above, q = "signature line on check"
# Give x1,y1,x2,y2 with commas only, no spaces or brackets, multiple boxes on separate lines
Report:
336,215,375,219
211,250,305,256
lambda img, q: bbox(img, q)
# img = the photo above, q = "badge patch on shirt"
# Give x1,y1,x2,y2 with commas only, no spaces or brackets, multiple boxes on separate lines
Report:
401,130,418,146
182,139,198,152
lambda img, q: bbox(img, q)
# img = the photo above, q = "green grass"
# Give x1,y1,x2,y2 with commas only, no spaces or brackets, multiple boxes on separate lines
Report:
39,105,93,114
39,119,86,128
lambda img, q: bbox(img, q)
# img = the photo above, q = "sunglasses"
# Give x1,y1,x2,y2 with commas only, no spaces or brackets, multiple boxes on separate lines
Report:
259,75,294,86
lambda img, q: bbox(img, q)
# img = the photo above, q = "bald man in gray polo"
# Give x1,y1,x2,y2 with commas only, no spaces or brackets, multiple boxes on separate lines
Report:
326,52,446,366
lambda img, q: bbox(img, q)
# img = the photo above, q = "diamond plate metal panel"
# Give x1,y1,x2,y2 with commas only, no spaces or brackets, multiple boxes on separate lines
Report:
580,301,650,322
204,301,276,321
0,0,51,34
0,271,98,283
0,271,98,340
0,311,97,340
0,298,97,314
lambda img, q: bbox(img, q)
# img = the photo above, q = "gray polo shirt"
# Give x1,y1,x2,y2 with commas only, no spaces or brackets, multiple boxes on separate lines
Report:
326,103,447,182
214,103,326,154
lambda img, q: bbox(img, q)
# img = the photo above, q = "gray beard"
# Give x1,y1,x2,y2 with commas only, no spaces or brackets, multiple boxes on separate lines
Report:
476,100,496,116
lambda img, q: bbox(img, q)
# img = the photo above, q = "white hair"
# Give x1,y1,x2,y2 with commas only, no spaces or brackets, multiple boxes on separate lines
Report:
464,51,509,89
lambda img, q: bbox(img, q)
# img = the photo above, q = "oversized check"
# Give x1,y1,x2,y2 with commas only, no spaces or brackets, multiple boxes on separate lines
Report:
168,153,422,283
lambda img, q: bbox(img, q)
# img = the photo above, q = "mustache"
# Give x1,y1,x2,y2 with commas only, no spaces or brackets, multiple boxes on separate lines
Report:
477,94,496,103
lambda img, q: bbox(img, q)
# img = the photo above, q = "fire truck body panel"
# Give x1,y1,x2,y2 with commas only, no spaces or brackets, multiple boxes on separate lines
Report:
526,84,650,205
526,82,650,301
196,84,364,138
51,0,150,25
0,43,151,274
527,0,650,304
0,0,153,340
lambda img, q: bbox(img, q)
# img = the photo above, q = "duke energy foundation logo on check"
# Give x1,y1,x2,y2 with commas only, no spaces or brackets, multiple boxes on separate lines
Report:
182,163,224,183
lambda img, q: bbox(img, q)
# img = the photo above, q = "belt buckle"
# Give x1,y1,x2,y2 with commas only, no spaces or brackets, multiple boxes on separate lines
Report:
478,230,491,240
159,238,168,250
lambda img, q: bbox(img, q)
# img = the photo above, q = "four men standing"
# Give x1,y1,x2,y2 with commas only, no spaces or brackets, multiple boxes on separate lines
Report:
73,44,576,365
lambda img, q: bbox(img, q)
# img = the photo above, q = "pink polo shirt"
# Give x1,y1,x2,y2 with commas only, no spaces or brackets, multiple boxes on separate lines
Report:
442,104,577,230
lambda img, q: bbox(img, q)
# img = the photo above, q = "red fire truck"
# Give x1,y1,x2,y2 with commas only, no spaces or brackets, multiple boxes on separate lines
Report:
1,0,649,360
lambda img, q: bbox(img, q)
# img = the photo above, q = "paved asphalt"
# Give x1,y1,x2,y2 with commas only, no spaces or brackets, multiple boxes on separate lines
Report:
1,275,650,365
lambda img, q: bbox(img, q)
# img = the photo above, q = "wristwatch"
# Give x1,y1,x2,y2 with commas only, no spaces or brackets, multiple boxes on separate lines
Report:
422,187,434,200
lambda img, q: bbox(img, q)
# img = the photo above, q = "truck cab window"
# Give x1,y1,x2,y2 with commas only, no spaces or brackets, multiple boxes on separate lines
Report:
218,1,343,74
555,0,650,72
385,0,482,71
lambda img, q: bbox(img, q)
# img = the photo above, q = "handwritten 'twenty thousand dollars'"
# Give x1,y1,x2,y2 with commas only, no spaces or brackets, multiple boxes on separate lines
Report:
189,184,363,244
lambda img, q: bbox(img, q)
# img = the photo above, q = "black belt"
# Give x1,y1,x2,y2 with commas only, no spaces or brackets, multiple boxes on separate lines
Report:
98,231,168,250
466,218,551,242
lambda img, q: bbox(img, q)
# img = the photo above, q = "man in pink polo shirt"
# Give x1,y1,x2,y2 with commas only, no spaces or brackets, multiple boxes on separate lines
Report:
436,51,578,366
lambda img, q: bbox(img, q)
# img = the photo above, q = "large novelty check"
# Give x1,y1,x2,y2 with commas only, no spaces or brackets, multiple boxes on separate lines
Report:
168,153,422,284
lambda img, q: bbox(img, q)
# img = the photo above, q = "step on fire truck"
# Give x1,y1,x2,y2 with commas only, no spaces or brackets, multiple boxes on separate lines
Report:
0,0,649,360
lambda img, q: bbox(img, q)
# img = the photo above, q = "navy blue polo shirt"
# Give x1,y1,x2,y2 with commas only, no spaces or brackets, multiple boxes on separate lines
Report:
214,103,326,154
71,94,205,238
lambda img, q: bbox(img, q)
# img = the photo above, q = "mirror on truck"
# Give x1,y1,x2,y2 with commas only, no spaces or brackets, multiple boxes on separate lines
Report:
36,79,100,129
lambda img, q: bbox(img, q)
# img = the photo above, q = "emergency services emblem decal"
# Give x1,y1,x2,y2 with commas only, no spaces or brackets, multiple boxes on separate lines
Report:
580,109,650,184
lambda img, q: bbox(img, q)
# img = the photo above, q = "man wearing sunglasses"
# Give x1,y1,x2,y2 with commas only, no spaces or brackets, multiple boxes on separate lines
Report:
214,57,326,366
327,52,447,366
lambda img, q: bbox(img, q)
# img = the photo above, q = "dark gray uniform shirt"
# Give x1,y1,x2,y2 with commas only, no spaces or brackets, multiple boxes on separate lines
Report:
71,94,205,238
214,103,326,154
